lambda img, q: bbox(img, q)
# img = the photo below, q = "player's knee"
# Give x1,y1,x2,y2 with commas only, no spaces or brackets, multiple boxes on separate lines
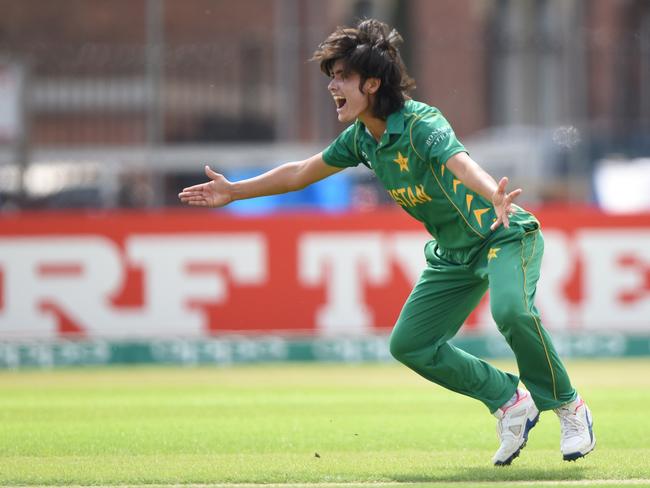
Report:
389,327,424,365
388,331,410,363
491,299,528,331
389,324,444,367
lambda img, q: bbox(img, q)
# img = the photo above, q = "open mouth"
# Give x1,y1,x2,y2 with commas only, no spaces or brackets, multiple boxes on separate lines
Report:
334,96,347,110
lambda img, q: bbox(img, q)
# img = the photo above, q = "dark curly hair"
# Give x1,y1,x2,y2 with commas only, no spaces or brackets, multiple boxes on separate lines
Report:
311,18,416,120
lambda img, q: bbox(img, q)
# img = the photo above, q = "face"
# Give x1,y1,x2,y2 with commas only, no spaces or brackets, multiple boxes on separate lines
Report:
327,59,379,123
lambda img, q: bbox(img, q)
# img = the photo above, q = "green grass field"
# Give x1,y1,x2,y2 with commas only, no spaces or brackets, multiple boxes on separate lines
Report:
0,359,649,487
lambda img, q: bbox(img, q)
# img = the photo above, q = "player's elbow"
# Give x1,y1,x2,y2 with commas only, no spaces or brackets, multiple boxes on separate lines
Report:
286,174,307,193
290,174,308,191
286,161,314,192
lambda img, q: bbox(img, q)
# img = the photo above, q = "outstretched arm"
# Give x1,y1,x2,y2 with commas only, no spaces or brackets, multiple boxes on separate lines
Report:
178,152,342,208
446,152,522,230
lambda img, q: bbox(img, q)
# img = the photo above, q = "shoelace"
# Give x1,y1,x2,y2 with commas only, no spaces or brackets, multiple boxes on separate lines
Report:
557,408,585,437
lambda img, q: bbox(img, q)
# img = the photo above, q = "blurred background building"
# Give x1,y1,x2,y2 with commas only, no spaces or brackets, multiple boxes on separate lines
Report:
1,0,650,366
0,0,649,211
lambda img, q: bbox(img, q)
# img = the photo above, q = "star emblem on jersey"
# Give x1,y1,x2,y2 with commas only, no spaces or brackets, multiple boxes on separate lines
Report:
393,151,409,172
487,247,501,261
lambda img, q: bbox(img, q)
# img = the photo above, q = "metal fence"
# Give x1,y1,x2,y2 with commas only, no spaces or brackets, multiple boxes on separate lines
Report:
1,0,650,210
23,41,275,146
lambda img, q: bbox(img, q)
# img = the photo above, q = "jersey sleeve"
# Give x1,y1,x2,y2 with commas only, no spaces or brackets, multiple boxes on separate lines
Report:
411,111,467,167
322,123,363,168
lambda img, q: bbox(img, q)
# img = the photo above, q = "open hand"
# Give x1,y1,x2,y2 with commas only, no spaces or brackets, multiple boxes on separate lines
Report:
490,177,522,230
178,165,233,208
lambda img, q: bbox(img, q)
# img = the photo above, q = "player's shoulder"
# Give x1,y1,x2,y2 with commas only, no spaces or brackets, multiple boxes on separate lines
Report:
332,120,363,150
337,120,362,138
404,100,451,148
403,100,445,127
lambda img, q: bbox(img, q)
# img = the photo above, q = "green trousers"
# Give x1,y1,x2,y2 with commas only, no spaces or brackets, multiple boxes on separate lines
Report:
389,224,576,412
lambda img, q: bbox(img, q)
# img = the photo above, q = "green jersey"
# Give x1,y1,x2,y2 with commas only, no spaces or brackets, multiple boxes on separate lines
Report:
322,99,537,250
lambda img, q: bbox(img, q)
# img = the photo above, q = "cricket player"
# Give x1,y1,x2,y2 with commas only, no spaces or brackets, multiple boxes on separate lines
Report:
179,19,595,466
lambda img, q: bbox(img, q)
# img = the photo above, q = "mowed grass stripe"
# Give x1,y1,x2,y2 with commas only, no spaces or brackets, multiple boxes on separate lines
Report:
0,360,649,485
2,449,650,484
2,481,650,488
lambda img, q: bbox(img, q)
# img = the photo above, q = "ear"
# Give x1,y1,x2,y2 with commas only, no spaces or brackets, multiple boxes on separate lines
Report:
363,77,381,95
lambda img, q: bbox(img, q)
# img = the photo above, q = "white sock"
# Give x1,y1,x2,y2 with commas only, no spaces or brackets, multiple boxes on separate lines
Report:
501,389,520,411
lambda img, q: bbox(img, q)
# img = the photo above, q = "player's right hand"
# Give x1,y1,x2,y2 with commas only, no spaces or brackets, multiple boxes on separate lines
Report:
490,176,522,230
178,165,233,208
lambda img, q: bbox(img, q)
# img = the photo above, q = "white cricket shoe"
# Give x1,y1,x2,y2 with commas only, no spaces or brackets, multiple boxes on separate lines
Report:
555,395,595,461
492,388,540,466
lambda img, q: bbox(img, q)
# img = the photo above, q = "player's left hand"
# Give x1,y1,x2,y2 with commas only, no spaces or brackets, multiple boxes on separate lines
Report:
490,177,522,230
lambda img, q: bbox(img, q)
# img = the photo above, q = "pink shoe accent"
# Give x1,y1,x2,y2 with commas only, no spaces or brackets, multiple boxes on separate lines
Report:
500,390,528,414
572,398,584,412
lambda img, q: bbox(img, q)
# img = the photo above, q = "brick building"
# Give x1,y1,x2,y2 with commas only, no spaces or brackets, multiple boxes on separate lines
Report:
0,0,648,205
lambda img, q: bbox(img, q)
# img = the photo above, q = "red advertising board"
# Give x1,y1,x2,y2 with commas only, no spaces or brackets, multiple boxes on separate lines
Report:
1,207,649,338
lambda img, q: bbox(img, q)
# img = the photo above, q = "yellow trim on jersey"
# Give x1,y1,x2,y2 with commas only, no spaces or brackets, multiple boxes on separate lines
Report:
521,230,558,400
407,114,486,239
352,123,361,161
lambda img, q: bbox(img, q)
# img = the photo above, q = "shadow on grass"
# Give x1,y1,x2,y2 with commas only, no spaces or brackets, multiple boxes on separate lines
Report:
391,466,588,483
